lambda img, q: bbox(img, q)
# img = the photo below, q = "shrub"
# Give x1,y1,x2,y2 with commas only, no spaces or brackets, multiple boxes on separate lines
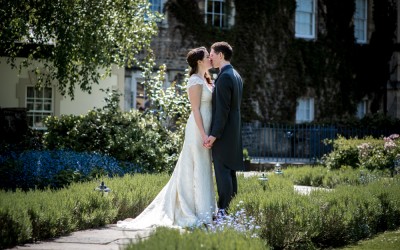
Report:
2,171,400,250
228,174,400,249
43,89,182,173
124,227,268,250
309,185,383,247
322,135,400,171
0,205,32,248
283,165,384,188
0,149,139,190
42,69,193,174
358,134,400,172
322,136,364,169
0,174,169,248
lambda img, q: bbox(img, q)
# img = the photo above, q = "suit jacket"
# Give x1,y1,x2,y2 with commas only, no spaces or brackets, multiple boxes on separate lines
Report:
210,64,244,170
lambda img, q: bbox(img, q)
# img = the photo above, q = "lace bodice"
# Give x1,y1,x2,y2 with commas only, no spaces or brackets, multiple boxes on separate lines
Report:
187,74,213,104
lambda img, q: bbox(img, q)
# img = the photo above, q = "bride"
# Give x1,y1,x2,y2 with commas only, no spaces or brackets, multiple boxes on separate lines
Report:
117,47,217,229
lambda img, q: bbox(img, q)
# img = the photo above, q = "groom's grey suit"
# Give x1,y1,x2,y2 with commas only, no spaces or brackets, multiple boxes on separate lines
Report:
210,64,244,210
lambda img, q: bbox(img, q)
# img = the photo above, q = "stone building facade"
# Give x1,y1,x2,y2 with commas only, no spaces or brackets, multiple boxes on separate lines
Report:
126,0,400,121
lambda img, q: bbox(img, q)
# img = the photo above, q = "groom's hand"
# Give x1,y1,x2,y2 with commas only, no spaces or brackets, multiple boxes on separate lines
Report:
203,137,211,149
204,135,216,149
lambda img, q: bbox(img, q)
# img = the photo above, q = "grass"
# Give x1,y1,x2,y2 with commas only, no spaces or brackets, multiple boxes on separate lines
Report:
337,229,400,250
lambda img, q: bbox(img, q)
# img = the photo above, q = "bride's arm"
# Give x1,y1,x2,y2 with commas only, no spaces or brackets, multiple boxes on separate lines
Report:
188,84,207,143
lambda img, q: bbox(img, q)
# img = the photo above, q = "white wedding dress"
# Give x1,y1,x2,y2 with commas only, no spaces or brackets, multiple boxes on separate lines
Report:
117,74,216,230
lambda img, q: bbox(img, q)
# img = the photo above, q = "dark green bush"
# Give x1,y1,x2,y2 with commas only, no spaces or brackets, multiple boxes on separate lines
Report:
43,90,181,173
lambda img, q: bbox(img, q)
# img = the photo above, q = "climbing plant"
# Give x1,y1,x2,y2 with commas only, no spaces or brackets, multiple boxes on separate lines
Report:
354,0,397,113
165,0,397,123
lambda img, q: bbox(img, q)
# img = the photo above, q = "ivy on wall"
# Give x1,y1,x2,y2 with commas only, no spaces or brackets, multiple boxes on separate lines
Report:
165,0,397,123
165,0,231,45
354,0,397,113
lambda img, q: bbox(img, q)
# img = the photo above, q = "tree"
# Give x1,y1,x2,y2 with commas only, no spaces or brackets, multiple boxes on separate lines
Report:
0,0,160,99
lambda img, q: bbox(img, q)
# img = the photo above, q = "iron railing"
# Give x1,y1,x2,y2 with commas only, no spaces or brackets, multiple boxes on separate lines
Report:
242,123,399,164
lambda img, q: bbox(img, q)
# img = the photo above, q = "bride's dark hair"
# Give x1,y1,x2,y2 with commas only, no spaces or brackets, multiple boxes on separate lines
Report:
186,47,212,85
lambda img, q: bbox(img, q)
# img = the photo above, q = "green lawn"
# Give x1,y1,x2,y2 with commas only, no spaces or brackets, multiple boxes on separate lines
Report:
338,229,400,250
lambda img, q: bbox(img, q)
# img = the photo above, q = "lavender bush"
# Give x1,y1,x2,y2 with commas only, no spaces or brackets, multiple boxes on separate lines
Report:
0,149,141,190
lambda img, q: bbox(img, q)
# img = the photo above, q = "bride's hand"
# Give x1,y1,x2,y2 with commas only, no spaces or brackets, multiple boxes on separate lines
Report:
202,134,208,144
202,134,211,149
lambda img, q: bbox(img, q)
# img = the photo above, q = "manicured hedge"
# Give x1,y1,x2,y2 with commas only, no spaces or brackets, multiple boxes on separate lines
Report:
2,170,400,250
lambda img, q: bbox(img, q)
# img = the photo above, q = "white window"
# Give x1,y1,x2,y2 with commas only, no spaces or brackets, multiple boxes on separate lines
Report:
296,97,314,123
26,86,53,129
295,0,316,39
356,100,368,118
149,0,162,13
354,0,367,43
205,0,226,28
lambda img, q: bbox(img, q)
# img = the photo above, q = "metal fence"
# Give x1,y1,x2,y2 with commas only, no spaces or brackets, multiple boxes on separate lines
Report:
242,123,399,164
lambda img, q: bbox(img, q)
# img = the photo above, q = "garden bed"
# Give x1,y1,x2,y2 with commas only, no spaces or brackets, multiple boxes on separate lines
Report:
1,168,399,249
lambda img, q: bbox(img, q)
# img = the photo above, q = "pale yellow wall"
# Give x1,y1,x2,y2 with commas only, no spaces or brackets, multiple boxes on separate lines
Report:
0,57,125,116
60,66,125,115
0,57,21,108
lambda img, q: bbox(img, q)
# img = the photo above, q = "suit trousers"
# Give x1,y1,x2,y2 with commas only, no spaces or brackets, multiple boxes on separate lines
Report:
213,157,237,210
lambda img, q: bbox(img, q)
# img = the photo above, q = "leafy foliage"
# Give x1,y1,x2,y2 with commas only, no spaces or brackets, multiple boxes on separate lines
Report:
322,135,400,172
0,0,160,98
143,65,191,144
322,136,365,170
358,134,400,172
42,89,180,173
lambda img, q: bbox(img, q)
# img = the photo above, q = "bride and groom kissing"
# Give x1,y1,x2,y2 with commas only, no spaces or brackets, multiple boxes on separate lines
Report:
117,41,243,229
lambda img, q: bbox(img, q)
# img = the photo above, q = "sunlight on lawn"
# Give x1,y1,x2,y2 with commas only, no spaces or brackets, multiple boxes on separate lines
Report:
339,229,400,250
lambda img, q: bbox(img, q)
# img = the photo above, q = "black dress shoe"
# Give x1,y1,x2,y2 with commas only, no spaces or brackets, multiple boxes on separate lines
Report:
215,209,226,219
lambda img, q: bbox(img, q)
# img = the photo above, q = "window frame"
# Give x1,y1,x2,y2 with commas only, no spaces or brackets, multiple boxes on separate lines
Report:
295,0,317,39
149,0,163,13
204,0,227,28
354,0,368,44
25,86,54,130
295,97,315,123
356,99,368,118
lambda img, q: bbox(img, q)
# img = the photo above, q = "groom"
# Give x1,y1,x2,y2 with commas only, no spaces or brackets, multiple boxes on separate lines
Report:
205,41,244,217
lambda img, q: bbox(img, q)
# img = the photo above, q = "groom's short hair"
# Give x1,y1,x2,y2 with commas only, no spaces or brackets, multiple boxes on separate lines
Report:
211,42,233,61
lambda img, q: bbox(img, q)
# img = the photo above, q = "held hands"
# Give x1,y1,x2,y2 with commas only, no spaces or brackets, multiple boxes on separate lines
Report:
203,135,216,149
